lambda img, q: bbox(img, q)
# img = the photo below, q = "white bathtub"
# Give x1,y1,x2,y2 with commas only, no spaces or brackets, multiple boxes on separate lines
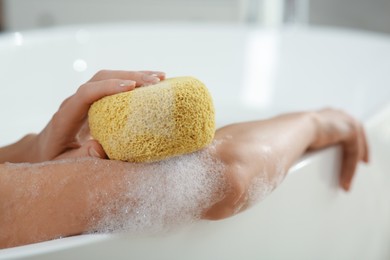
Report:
0,24,390,260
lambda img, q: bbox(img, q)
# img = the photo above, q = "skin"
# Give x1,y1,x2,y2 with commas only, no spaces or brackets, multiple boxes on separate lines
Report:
0,71,369,248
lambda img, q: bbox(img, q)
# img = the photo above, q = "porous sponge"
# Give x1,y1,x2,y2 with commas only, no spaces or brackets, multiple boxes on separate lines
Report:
88,77,215,162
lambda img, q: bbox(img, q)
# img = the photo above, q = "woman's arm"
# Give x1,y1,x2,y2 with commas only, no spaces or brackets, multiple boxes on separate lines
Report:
0,154,221,248
204,109,368,219
0,159,129,248
0,109,368,248
0,134,38,163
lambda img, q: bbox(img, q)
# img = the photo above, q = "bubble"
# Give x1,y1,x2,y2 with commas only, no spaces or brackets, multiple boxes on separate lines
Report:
246,174,274,208
243,146,287,210
89,144,226,235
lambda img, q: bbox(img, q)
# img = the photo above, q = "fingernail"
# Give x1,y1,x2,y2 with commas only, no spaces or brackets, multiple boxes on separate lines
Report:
143,74,160,83
342,181,351,191
119,80,136,89
89,147,101,158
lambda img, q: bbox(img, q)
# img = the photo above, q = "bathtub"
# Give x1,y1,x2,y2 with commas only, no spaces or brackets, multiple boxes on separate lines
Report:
0,23,389,260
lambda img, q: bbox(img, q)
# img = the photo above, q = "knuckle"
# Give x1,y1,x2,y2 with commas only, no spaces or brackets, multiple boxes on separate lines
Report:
59,96,72,109
50,110,63,129
76,83,90,98
127,71,139,79
96,69,109,77
106,79,121,88
91,69,110,81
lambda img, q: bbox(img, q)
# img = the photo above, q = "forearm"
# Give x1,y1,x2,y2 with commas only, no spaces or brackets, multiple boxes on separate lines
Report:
0,134,39,163
205,112,317,219
0,159,127,248
0,153,225,248
215,112,316,172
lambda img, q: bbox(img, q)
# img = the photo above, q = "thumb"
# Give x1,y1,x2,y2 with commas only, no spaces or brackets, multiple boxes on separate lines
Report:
55,140,107,160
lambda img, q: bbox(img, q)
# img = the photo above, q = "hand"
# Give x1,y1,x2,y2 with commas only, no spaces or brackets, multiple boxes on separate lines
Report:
309,108,369,191
204,109,369,220
32,70,166,162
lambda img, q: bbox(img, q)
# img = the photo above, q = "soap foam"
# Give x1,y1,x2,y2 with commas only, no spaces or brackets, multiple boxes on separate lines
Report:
245,146,287,210
89,141,288,234
89,144,226,235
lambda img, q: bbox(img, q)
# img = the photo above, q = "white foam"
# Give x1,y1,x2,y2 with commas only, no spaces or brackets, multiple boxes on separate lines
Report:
90,145,226,234
245,147,287,210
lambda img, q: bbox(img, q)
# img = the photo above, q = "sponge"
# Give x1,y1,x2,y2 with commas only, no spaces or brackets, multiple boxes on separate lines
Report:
88,77,215,162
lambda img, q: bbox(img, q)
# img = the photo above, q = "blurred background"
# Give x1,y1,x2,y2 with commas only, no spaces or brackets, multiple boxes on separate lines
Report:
0,0,390,34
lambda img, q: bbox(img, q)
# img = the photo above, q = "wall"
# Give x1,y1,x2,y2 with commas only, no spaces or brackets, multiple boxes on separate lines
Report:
2,0,245,31
2,0,390,34
0,0,3,31
1,0,287,31
309,0,390,34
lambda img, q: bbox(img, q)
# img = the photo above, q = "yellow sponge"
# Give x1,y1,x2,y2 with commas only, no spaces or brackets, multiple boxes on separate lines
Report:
88,77,215,162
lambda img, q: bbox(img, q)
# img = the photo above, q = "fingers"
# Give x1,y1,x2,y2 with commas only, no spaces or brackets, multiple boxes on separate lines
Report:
312,108,369,192
39,69,166,160
340,139,359,191
76,79,137,106
339,115,369,191
55,140,107,160
139,70,166,80
54,79,136,134
58,70,166,129
359,124,370,163
76,120,92,144
88,70,165,86
57,70,166,137
43,79,136,159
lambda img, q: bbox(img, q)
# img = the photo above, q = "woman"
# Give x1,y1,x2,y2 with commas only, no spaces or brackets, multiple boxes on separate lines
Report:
0,70,369,248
